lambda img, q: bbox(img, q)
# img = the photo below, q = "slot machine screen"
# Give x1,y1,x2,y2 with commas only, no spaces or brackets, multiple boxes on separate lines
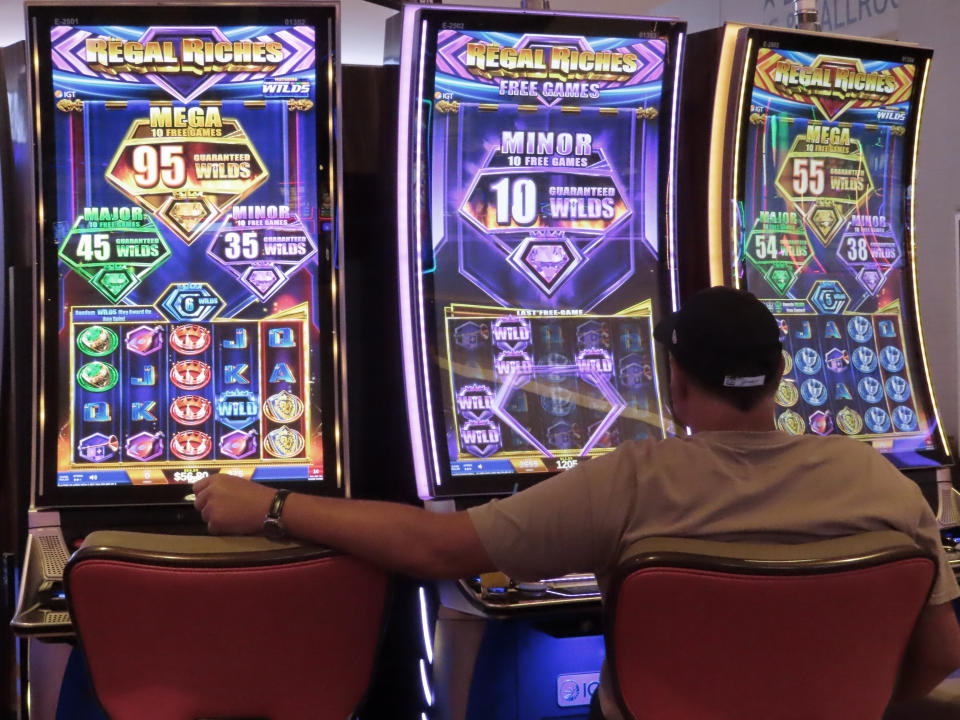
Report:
28,4,344,506
399,8,685,498
735,30,947,467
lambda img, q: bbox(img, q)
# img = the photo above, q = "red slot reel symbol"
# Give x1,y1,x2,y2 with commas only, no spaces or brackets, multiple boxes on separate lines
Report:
170,360,212,390
170,395,213,426
170,430,212,460
170,324,211,355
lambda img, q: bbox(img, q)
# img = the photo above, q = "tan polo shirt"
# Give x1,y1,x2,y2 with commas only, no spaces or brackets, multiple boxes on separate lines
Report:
468,431,958,719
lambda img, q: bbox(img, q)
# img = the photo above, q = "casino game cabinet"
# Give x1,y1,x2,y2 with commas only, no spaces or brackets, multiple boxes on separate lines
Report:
9,3,348,714
390,6,686,718
0,37,34,720
677,26,959,559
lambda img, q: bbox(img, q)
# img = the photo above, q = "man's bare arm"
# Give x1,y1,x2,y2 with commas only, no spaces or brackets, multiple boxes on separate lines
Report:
891,601,960,701
193,474,495,579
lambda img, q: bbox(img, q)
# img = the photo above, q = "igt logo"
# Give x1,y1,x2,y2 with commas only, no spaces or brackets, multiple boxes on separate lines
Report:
556,672,600,707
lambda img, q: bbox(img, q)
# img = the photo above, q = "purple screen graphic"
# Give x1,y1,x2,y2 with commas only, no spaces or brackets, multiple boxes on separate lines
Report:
423,29,676,479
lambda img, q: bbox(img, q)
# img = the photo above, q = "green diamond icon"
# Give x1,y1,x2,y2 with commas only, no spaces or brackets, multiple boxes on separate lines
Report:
767,268,794,295
90,266,140,303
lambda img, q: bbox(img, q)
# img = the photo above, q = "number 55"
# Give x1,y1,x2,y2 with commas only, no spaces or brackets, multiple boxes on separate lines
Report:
792,157,824,197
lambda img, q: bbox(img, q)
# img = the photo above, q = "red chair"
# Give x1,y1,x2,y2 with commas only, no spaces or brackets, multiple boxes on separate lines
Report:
605,531,936,720
65,531,389,720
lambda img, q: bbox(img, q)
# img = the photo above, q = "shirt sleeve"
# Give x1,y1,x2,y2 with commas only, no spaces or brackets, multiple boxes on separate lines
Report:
467,442,643,581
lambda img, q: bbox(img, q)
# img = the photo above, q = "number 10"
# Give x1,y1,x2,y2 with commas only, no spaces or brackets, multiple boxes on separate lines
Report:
491,177,536,226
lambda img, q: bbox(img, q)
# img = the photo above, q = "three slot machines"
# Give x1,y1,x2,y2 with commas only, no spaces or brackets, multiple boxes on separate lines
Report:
393,5,684,717
11,1,346,710
679,24,952,489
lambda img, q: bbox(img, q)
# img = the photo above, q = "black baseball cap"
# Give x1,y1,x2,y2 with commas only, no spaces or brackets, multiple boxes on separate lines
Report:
654,287,783,390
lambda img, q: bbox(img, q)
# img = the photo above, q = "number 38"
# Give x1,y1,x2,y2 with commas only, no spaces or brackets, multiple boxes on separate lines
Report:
132,145,186,189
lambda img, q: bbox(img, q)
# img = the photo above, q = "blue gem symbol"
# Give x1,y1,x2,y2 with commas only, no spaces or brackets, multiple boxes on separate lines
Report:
847,316,873,343
808,280,850,315
864,406,891,433
879,346,905,373
851,346,877,374
795,347,822,375
858,376,884,404
156,283,225,322
801,378,827,406
892,406,917,431
885,376,911,403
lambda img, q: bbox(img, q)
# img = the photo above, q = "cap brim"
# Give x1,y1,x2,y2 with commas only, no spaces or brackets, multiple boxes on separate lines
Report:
653,312,677,346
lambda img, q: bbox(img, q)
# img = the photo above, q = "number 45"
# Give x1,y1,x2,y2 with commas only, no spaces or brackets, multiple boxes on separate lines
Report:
76,233,110,262
792,157,824,197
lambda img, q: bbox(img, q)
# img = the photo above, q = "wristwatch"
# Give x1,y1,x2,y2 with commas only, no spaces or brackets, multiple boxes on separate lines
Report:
263,489,291,540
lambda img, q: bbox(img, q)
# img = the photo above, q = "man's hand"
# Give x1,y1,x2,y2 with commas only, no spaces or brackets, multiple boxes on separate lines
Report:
193,474,276,535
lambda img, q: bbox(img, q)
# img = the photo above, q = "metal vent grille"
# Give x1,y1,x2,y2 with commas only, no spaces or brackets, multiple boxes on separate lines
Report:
38,535,69,578
44,612,71,625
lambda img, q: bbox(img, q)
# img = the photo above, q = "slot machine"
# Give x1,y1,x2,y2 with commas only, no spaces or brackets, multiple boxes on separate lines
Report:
678,26,952,502
392,5,684,717
1,37,34,719
11,2,345,710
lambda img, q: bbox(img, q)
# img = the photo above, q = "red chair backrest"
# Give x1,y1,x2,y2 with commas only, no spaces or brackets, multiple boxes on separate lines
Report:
605,534,935,720
66,534,388,720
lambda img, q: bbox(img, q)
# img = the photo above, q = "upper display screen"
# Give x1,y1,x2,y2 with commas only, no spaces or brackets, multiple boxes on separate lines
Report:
400,9,685,498
738,36,943,465
33,9,340,495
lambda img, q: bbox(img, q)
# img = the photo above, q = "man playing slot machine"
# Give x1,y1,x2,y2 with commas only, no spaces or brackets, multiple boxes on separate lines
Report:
194,287,960,719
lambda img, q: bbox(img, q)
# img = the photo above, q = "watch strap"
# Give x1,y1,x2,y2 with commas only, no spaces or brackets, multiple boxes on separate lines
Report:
267,489,291,520
263,489,291,538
